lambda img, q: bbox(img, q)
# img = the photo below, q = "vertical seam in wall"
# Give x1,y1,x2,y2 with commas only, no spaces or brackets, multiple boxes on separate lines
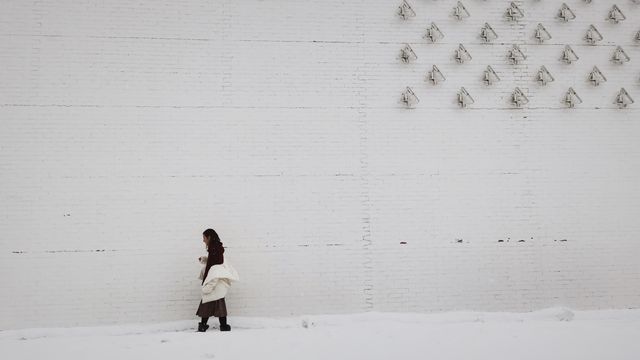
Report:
356,3,373,311
221,0,233,107
30,1,43,98
516,1,543,306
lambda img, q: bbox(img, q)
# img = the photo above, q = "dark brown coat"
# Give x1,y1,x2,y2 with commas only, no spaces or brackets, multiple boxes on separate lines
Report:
201,241,225,285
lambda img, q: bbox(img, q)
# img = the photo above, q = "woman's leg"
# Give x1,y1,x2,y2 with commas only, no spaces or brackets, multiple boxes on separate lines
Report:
198,316,210,332
219,316,230,331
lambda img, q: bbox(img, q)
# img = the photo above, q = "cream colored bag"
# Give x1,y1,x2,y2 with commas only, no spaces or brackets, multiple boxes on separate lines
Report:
201,262,240,303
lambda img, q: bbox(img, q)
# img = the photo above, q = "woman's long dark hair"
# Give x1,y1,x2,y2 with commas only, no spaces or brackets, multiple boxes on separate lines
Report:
203,228,222,247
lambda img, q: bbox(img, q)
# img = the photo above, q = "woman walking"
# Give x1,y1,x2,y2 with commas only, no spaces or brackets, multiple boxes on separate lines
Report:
196,228,231,332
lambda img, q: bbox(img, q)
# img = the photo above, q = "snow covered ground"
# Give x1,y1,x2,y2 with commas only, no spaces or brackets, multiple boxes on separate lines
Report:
3,308,640,360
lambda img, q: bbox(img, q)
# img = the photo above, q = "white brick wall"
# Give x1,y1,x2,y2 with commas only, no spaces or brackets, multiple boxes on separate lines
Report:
1,0,639,330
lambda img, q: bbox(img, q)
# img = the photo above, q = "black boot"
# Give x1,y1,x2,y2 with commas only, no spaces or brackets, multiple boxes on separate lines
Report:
197,317,210,332
219,316,231,332
197,322,209,332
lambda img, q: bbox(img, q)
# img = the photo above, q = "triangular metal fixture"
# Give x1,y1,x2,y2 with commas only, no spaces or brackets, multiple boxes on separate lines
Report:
557,3,576,22
454,44,472,64
480,23,498,43
564,87,583,108
607,5,626,24
511,87,529,107
534,23,552,43
560,45,579,64
457,87,474,108
507,45,526,65
614,88,634,108
588,66,607,86
399,44,417,63
505,2,524,22
401,87,419,108
424,22,444,43
611,46,630,64
426,65,446,85
452,1,471,20
635,30,640,42
397,0,416,20
584,25,603,44
537,65,555,85
483,65,500,85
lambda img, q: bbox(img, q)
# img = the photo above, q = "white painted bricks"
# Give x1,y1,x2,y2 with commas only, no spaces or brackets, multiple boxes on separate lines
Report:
1,1,639,330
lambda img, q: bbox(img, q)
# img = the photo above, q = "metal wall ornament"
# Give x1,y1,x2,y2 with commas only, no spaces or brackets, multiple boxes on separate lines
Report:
588,66,607,86
635,30,640,43
454,44,472,64
457,87,474,108
534,23,552,43
584,25,603,44
607,5,626,23
511,87,529,107
483,65,500,85
557,3,576,22
615,88,634,108
399,44,418,63
564,87,583,108
611,46,630,64
424,22,445,43
507,45,527,65
453,1,471,20
401,87,420,108
537,66,555,85
480,23,498,43
505,2,524,22
426,65,446,85
397,0,416,20
560,45,579,64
